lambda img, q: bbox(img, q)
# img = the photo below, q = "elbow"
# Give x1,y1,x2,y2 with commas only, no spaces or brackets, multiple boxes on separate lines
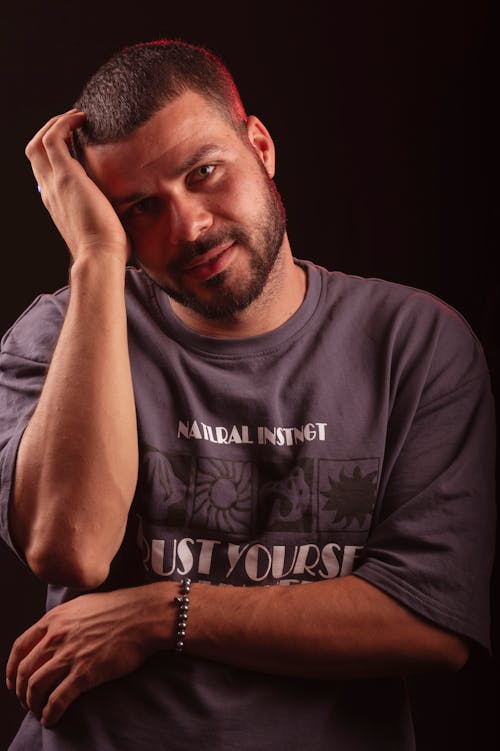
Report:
441,636,470,672
26,545,110,590
430,633,470,673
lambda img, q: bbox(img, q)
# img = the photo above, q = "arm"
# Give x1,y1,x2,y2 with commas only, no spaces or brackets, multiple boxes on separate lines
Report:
10,111,138,588
8,291,485,724
6,575,468,727
186,576,469,678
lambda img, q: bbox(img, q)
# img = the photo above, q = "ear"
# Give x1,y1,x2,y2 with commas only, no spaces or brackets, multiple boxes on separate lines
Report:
245,116,276,178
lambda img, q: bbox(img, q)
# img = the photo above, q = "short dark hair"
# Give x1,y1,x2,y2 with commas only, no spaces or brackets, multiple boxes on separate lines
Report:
72,39,247,154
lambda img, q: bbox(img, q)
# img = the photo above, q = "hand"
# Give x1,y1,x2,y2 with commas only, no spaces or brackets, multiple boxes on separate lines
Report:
6,584,173,727
25,109,130,264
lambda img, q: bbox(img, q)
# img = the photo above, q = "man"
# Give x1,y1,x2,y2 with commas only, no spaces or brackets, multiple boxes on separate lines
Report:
0,40,495,750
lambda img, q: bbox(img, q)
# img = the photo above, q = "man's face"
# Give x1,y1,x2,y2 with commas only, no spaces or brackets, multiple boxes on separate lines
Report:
84,91,286,320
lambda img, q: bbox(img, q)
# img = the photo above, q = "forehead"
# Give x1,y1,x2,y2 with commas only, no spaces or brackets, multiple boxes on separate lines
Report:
83,90,241,194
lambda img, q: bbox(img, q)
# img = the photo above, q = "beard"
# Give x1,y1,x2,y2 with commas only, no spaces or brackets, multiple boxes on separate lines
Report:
139,164,287,320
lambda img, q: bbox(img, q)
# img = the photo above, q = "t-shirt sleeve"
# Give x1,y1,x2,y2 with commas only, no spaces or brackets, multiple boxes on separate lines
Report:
354,294,496,651
0,293,66,561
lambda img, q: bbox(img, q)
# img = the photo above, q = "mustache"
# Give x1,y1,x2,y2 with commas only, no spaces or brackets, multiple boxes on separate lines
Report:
173,227,249,269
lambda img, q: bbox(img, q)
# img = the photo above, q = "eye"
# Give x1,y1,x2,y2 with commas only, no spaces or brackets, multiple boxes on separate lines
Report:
189,164,216,184
123,197,156,221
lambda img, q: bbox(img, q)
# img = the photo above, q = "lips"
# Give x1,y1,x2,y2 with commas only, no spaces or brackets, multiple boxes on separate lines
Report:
182,242,236,281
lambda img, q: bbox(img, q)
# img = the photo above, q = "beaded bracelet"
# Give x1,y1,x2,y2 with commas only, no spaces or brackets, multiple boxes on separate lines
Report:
173,578,191,653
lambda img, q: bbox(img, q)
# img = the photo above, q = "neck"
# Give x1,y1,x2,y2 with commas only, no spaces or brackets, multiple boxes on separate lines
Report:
169,241,307,338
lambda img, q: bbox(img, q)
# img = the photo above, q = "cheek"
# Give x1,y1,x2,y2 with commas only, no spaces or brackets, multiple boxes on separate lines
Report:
219,174,263,223
126,224,164,266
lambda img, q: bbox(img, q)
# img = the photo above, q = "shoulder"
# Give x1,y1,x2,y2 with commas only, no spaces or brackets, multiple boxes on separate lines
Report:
0,267,158,364
302,260,489,390
309,261,471,325
306,260,480,342
1,286,69,364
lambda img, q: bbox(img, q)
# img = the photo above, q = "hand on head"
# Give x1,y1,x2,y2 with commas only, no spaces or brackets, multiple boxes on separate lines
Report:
26,109,130,266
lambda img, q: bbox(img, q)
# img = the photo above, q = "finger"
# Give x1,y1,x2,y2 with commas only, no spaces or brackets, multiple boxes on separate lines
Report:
25,108,79,146
25,115,64,187
6,623,47,691
25,110,85,187
25,660,69,720
41,670,89,727
15,633,60,709
25,109,79,164
40,111,86,173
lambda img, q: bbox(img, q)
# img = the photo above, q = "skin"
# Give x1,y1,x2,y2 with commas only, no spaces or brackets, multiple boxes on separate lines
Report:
83,92,306,336
6,92,469,728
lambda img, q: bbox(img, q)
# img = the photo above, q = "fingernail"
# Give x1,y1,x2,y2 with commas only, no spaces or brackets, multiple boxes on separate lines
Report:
6,678,12,690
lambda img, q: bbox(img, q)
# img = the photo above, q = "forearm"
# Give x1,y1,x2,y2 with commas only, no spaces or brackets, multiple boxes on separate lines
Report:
164,576,469,679
7,575,469,728
12,254,138,588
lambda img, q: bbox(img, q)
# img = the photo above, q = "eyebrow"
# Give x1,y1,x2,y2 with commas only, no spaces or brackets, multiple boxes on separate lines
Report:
110,143,226,209
174,144,225,177
111,191,148,210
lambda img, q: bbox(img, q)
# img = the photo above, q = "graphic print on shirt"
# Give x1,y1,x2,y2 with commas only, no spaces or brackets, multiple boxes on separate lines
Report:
318,462,378,532
136,444,379,585
191,457,254,534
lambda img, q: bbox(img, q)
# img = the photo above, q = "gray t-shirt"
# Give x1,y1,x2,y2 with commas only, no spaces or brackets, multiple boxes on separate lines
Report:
0,260,495,750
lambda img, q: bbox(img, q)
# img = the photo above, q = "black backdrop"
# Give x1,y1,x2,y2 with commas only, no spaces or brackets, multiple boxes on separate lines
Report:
1,2,497,749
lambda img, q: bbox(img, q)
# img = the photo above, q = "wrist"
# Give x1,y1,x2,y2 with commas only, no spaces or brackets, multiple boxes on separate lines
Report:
172,578,192,653
70,249,128,284
146,582,181,652
148,580,207,655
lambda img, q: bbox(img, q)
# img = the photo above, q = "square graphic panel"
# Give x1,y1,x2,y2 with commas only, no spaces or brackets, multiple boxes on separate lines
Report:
256,459,315,533
137,448,191,525
190,457,254,535
317,458,379,532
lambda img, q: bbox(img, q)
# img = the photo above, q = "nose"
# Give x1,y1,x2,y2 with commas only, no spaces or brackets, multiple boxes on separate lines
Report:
165,193,213,245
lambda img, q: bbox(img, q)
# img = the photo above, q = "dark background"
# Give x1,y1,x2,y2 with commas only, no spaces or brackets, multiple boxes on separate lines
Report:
0,1,497,748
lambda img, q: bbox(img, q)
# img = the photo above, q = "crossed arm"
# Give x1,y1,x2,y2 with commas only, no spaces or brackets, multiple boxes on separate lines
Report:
5,110,469,728
6,576,468,728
